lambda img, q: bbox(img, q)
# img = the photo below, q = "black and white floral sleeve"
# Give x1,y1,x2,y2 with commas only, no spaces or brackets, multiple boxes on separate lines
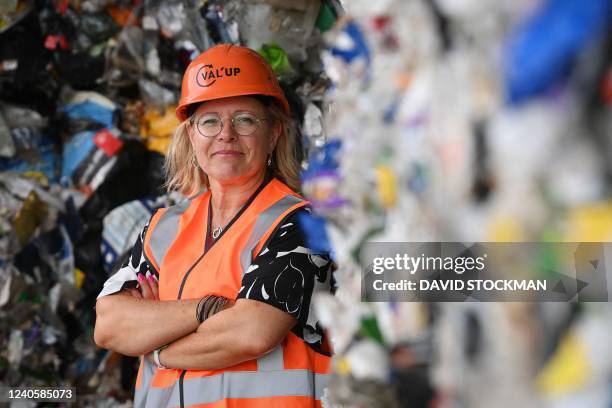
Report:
237,207,335,354
97,219,156,299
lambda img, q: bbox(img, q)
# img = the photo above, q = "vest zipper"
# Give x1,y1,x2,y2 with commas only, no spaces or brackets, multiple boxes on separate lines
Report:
179,370,187,407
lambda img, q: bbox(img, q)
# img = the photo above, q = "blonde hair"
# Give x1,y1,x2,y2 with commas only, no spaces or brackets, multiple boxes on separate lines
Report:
164,99,302,195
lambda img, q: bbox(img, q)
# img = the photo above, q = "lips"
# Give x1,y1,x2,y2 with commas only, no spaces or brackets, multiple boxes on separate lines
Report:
213,150,243,156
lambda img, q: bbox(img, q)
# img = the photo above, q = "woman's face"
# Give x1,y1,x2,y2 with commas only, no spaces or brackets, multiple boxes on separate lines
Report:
189,96,279,186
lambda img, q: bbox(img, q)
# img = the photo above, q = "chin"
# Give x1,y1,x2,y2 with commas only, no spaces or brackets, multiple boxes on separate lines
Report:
209,171,249,184
210,168,265,185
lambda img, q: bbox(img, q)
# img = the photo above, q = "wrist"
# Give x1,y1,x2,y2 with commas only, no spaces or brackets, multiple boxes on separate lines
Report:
153,345,169,369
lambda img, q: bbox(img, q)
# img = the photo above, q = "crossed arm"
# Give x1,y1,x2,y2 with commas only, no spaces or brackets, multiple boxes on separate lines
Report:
93,276,295,370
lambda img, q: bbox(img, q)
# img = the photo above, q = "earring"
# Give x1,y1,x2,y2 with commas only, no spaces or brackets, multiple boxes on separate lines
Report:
267,155,272,167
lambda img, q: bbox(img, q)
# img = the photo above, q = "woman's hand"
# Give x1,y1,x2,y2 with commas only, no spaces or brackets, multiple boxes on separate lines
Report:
128,273,159,300
126,273,159,362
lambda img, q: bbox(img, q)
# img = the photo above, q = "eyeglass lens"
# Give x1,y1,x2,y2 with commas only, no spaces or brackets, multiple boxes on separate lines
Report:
195,113,261,137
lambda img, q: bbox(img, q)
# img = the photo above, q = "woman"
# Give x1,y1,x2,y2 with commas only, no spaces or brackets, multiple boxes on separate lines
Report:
94,44,334,407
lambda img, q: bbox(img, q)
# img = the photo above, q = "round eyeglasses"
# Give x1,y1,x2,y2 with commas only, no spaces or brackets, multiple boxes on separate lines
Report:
191,112,268,138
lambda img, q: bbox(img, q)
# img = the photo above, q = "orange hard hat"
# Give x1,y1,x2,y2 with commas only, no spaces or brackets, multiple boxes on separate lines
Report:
176,44,290,121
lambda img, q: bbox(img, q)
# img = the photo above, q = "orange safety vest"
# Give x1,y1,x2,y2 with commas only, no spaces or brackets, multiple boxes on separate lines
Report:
135,178,331,408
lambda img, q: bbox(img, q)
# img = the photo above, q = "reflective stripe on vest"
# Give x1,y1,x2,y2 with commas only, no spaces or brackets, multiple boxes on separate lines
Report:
135,358,161,408
257,345,284,371
143,370,331,407
147,195,198,270
239,194,303,276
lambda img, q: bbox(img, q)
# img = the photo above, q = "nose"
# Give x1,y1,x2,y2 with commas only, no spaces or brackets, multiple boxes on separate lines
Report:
216,118,238,142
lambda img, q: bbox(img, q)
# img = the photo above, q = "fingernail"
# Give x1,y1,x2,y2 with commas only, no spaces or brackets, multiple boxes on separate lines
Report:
137,273,144,282
147,275,155,283
153,275,159,282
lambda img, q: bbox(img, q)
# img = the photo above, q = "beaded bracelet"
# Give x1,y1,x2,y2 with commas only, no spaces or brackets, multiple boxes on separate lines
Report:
195,295,228,323
195,296,210,323
200,296,216,322
209,297,228,319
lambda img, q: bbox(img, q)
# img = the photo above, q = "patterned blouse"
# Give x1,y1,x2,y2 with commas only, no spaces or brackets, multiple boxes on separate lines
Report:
97,207,335,355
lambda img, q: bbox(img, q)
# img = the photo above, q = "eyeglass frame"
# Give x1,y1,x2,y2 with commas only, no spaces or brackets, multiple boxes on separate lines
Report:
189,111,270,138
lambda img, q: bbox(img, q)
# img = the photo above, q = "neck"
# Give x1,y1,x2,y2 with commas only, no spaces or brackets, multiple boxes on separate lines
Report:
208,172,267,224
